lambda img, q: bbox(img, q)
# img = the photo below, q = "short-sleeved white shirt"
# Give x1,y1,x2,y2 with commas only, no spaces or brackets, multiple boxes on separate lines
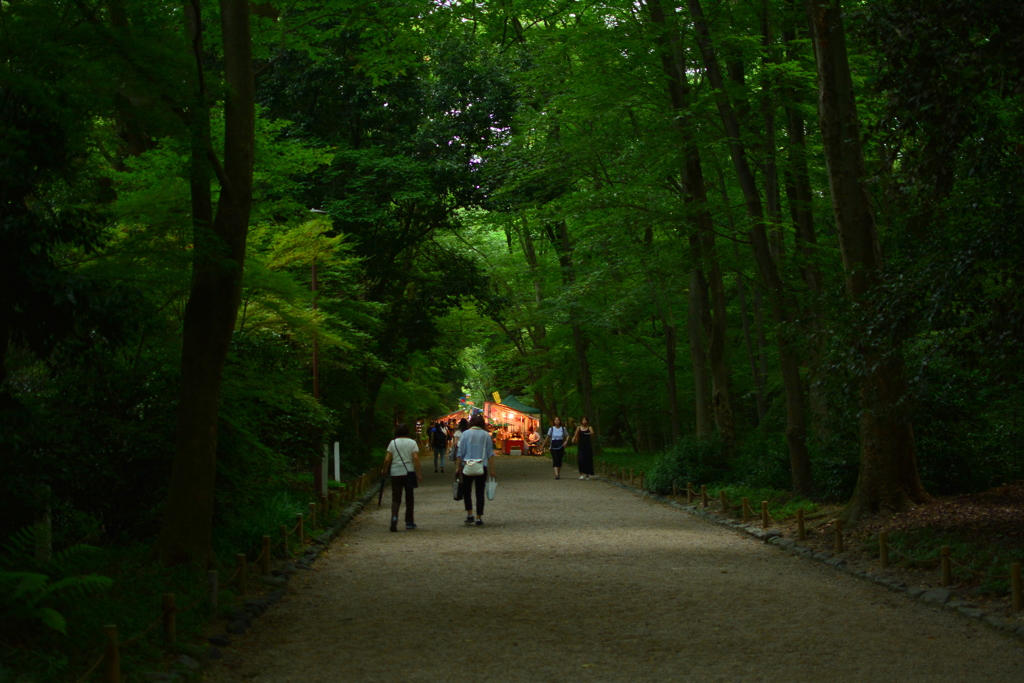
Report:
387,437,419,476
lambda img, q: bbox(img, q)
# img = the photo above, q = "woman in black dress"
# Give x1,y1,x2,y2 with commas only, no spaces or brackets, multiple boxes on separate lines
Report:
572,417,595,480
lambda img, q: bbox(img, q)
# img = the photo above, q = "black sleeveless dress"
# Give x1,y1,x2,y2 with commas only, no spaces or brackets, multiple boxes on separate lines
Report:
577,429,594,475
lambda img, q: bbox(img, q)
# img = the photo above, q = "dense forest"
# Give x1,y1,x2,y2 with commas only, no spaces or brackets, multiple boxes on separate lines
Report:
2,0,1024,674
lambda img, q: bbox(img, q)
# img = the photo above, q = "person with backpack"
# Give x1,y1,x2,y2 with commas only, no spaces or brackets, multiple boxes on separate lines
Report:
429,421,448,473
456,413,496,526
381,423,423,532
449,417,468,463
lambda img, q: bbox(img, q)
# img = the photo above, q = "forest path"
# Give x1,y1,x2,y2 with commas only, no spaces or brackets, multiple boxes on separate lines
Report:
207,455,1023,682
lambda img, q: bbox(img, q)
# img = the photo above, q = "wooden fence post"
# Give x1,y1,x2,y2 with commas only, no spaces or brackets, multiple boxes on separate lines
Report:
207,571,219,614
834,521,844,552
258,532,270,577
686,483,693,504
296,513,305,547
796,508,806,541
700,485,709,508
162,594,176,644
235,554,247,597
1012,563,1022,612
719,491,729,513
761,501,769,529
940,546,951,587
103,624,120,683
879,531,889,569
672,482,678,498
741,497,750,523
279,525,289,557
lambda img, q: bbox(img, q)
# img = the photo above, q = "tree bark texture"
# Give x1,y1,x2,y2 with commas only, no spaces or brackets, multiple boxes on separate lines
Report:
718,165,768,424
806,0,928,519
687,268,712,437
647,0,733,445
548,221,598,437
782,4,829,435
688,0,812,493
156,0,255,565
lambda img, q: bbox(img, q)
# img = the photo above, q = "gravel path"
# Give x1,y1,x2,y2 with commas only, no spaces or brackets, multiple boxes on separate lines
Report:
208,455,1024,682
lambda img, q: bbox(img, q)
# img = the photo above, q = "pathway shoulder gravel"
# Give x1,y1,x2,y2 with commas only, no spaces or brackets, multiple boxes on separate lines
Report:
207,456,1024,683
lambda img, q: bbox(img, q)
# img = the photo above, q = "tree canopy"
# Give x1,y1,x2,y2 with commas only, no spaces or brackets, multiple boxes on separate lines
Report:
3,0,1023,564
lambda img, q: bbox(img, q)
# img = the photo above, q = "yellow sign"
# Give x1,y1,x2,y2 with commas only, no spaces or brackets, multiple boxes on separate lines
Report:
492,392,502,404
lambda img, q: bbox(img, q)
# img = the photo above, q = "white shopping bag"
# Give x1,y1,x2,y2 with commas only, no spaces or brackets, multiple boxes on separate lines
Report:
486,476,497,500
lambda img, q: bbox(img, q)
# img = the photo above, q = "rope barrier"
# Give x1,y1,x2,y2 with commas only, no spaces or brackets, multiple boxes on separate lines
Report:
947,556,1012,580
118,610,170,649
73,648,105,683
70,466,419,682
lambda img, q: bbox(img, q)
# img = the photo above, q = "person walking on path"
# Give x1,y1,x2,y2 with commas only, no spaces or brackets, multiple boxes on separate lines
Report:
572,417,595,480
543,417,569,479
456,414,497,526
449,417,468,464
381,424,423,532
429,421,447,473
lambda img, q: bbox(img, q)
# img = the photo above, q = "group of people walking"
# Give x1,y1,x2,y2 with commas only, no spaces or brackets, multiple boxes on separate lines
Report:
542,416,595,481
382,414,596,531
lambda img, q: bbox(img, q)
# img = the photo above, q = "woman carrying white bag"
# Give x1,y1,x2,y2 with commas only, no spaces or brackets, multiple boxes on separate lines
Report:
456,414,497,526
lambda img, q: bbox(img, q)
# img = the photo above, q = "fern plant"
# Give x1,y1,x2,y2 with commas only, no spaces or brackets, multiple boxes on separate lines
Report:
0,526,113,635
0,572,112,634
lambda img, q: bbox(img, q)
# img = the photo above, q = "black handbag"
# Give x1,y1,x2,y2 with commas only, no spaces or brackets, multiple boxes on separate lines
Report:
453,474,464,501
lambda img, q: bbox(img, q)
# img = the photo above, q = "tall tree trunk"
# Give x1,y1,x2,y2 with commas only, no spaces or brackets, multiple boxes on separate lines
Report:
664,319,682,443
782,1,829,436
647,0,731,444
702,228,735,454
688,0,812,494
641,227,683,444
547,221,598,438
806,0,929,521
758,3,785,261
157,0,255,565
717,164,768,424
687,268,712,436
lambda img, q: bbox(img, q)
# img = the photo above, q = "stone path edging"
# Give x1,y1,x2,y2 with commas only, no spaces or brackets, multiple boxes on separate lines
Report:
147,485,380,682
597,475,1024,642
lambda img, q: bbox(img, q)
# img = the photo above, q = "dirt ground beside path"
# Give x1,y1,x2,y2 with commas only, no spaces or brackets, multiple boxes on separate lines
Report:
207,456,1024,683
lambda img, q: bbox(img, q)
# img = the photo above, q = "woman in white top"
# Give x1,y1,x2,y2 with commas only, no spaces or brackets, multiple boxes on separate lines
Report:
381,423,422,532
543,417,569,479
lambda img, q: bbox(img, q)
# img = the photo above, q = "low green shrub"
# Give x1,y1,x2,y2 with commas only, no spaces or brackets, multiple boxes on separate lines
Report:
731,432,791,490
712,485,818,520
860,528,1015,593
644,436,727,495
213,490,308,561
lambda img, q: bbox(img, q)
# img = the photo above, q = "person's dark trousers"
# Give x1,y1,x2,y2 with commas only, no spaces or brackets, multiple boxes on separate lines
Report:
391,475,414,524
461,468,487,516
433,447,445,470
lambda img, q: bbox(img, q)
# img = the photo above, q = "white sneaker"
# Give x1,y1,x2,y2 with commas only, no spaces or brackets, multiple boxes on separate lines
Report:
579,476,585,480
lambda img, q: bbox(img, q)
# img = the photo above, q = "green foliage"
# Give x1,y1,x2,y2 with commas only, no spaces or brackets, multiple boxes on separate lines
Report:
861,528,1018,594
212,491,308,561
0,572,112,635
711,486,819,521
644,437,728,495
731,432,792,491
0,527,111,679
